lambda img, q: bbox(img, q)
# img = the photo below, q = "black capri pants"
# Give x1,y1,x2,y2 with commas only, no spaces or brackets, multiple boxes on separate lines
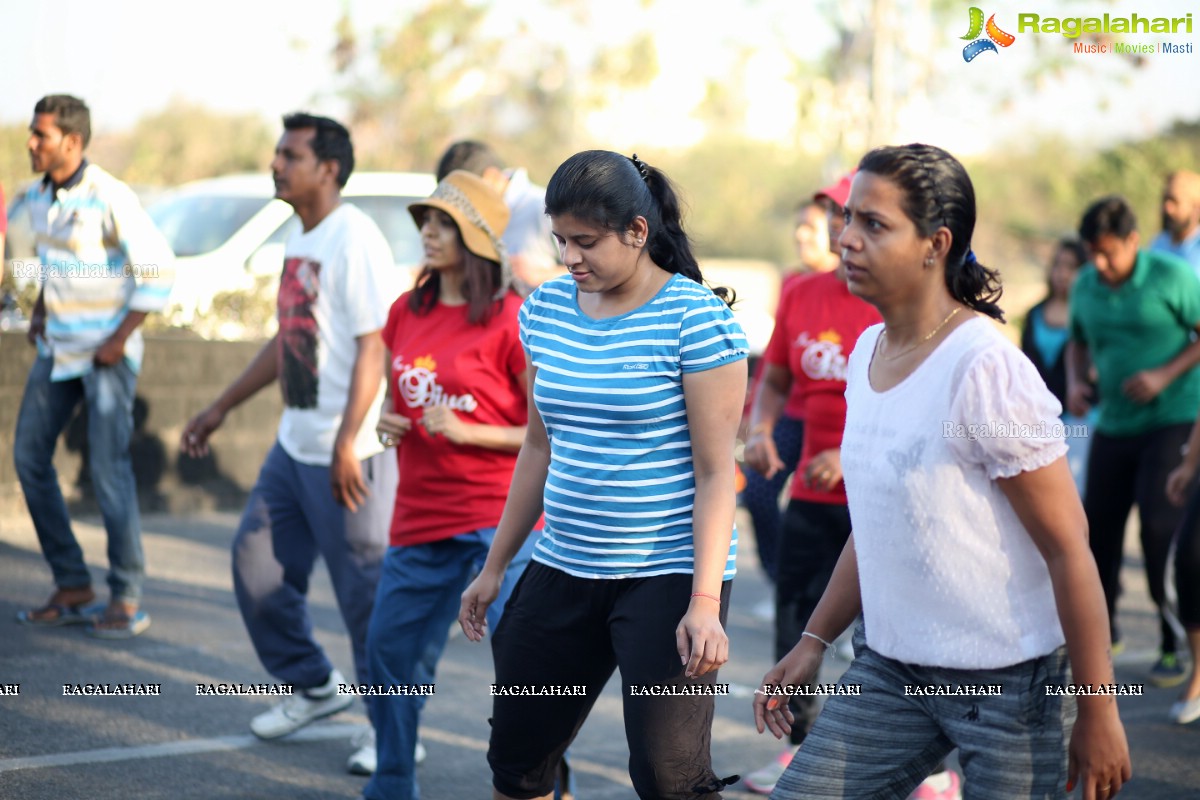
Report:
488,562,733,800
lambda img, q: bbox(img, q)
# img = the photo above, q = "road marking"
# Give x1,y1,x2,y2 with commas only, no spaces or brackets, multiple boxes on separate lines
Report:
0,723,364,773
0,722,635,789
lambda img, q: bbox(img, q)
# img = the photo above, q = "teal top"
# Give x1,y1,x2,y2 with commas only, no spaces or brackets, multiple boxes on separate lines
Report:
1070,249,1200,436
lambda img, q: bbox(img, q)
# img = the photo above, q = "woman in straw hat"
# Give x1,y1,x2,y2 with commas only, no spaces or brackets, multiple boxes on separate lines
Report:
459,150,748,799
363,170,539,799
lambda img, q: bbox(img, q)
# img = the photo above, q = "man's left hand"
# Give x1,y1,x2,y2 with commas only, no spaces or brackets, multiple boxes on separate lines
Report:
93,336,127,366
331,445,368,512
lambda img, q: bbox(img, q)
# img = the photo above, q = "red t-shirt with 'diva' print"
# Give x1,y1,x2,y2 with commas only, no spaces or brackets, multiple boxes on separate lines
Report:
383,290,535,546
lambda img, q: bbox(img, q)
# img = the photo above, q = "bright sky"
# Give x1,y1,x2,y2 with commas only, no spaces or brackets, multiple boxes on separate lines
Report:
2,0,1197,158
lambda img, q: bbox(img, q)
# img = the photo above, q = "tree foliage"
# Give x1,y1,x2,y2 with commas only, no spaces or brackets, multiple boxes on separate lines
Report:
333,0,662,181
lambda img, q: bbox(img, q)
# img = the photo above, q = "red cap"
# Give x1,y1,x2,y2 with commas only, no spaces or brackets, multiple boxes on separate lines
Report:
814,170,856,209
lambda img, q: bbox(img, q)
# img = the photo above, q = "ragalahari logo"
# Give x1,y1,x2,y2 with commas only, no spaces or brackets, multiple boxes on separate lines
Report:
961,7,1016,61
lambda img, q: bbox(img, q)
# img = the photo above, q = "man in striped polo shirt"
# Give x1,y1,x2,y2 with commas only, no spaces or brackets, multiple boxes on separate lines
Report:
14,94,174,639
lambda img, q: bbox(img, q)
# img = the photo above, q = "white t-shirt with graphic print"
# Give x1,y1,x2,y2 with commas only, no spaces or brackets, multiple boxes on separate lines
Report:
275,203,398,466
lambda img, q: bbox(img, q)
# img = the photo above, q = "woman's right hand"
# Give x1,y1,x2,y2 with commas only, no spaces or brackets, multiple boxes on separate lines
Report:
459,570,503,642
1166,460,1198,507
753,640,825,739
375,411,412,448
744,429,783,479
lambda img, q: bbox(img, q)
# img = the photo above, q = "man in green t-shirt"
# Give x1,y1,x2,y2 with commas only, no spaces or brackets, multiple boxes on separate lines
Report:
1068,195,1200,689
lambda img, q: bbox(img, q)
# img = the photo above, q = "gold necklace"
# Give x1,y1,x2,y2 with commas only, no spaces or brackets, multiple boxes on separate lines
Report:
881,307,962,361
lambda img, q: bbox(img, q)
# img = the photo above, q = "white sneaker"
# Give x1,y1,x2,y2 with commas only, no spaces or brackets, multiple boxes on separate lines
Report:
345,729,427,776
1169,695,1200,725
347,728,376,775
250,669,354,739
751,597,775,622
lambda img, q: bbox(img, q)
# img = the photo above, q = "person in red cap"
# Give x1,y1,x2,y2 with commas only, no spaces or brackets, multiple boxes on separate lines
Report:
743,171,884,794
814,171,854,246
740,185,844,593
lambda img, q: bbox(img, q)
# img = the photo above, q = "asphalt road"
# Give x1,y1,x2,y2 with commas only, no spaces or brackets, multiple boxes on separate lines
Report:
0,510,1196,799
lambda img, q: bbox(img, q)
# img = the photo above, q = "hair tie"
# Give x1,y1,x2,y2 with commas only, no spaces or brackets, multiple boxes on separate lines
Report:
963,249,978,268
631,153,650,184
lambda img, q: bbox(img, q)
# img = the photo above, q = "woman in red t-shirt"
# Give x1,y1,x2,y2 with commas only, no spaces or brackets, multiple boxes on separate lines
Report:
742,262,882,791
364,171,537,799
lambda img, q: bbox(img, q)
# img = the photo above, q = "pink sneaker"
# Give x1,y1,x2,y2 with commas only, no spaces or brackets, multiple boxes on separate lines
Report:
909,770,962,800
743,746,799,795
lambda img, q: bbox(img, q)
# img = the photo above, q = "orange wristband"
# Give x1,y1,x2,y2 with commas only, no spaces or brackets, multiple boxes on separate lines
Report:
690,591,721,605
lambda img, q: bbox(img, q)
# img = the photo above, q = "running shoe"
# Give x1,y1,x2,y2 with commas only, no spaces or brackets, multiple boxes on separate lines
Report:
910,769,962,800
743,746,799,794
1149,652,1188,688
1169,696,1200,725
345,729,427,775
250,669,354,739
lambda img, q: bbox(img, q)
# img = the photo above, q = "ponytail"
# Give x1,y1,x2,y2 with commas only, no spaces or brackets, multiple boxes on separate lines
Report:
947,249,1004,321
545,150,734,306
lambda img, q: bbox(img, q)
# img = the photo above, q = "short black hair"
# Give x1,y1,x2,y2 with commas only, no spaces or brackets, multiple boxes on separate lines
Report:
34,94,91,148
1056,237,1088,268
1079,196,1138,243
282,112,354,187
436,140,505,182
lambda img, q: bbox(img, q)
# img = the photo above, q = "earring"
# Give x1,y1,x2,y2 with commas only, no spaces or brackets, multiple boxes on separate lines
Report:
924,256,934,267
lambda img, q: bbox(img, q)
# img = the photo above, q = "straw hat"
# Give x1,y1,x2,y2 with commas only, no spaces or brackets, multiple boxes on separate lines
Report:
409,170,511,266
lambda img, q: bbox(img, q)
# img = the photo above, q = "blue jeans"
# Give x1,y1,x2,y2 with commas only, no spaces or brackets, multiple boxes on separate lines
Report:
1062,410,1095,499
740,415,804,582
364,529,537,800
232,443,396,706
13,355,143,601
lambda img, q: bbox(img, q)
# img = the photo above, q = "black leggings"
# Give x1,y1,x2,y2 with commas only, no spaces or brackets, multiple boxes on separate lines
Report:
489,563,733,800
1084,424,1191,652
775,499,853,745
1174,479,1200,629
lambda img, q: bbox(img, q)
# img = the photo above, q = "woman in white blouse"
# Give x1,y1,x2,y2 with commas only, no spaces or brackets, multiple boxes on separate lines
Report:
753,144,1131,800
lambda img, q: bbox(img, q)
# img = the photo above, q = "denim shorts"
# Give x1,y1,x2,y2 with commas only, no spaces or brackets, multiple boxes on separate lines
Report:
772,625,1076,800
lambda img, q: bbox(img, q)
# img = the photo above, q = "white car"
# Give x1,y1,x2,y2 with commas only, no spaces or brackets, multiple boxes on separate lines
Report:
149,172,436,338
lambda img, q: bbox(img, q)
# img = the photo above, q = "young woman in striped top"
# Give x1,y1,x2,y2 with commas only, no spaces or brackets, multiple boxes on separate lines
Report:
459,150,749,799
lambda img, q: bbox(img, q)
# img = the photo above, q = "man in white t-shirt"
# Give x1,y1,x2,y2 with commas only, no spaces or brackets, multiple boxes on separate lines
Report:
181,113,398,775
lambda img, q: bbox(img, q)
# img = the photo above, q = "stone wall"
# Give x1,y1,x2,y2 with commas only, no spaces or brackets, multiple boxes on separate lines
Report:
0,332,282,519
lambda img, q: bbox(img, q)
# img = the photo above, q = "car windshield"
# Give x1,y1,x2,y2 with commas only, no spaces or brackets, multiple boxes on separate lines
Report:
148,194,269,257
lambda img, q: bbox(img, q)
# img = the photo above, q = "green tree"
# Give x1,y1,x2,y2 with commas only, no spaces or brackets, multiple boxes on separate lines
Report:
112,101,276,186
332,0,662,181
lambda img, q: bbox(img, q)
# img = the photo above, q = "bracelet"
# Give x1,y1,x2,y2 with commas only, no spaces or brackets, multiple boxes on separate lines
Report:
690,592,721,605
801,631,835,657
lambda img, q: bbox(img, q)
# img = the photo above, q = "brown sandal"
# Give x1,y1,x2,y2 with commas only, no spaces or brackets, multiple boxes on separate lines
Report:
16,589,97,627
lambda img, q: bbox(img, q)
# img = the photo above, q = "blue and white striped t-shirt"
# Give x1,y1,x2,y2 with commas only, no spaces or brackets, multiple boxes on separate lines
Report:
24,162,175,379
519,272,749,580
